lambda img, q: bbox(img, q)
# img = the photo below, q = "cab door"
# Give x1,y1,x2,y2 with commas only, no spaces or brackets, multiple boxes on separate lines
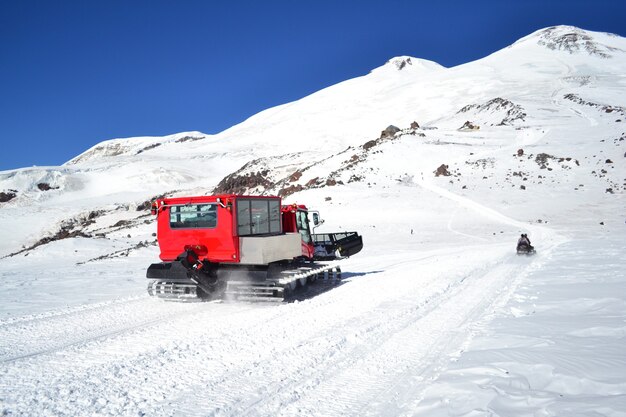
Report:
296,209,315,259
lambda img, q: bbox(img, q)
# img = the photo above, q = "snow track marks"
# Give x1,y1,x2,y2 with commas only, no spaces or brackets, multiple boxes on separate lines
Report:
0,244,544,416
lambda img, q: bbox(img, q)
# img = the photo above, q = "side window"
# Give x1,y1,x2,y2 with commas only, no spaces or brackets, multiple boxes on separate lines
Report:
237,200,251,235
251,199,269,234
237,198,282,236
269,199,281,233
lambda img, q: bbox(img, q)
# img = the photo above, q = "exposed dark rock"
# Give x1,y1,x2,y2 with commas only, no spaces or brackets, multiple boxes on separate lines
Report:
537,27,619,58
9,225,90,256
289,170,303,182
213,161,273,195
136,143,161,154
564,93,626,117
458,98,526,125
458,121,480,131
3,210,107,258
434,164,451,177
0,190,17,203
136,200,152,211
278,184,304,197
113,220,133,228
390,57,412,70
37,182,59,191
306,177,320,187
380,125,401,138
136,193,168,211
175,135,205,143
410,121,420,129
606,159,614,163
517,148,524,157
535,153,555,169
362,140,377,151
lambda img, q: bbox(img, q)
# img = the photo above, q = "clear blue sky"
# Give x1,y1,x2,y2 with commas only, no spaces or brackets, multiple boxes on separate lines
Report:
1,0,624,171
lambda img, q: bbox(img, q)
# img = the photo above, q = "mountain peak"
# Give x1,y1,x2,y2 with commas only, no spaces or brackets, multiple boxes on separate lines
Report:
376,56,445,74
388,56,415,70
515,25,623,58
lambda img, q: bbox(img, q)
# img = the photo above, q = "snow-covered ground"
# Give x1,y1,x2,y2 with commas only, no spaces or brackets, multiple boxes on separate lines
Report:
1,26,625,416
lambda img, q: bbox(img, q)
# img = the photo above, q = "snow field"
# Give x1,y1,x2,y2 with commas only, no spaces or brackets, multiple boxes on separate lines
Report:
413,236,626,417
0,240,537,417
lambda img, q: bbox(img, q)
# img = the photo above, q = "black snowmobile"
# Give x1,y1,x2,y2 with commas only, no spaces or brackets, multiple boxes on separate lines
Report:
516,234,536,255
516,243,536,255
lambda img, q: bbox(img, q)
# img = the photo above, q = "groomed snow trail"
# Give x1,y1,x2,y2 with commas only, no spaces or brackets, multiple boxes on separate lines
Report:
0,243,548,417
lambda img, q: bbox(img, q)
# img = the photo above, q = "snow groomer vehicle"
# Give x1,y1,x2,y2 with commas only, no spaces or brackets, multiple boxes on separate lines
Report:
147,194,362,301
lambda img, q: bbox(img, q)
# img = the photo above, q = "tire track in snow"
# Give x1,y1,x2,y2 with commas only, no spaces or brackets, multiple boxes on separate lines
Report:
0,245,498,417
0,299,290,416
1,298,184,362
255,175,562,416
155,249,513,417
0,297,238,363
251,259,539,417
0,295,147,327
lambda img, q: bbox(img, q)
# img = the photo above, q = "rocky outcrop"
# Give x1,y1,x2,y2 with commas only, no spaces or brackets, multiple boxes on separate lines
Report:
458,97,526,126
537,26,622,58
434,164,451,177
0,190,17,203
175,135,205,143
5,211,104,257
136,143,161,154
37,183,59,191
213,160,274,195
564,93,625,117
380,125,401,138
458,121,480,131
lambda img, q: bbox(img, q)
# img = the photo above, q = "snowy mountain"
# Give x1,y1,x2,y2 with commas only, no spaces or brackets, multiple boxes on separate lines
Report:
1,26,625,416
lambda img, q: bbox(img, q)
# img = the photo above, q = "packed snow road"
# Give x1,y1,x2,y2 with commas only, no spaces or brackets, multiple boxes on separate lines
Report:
0,242,548,417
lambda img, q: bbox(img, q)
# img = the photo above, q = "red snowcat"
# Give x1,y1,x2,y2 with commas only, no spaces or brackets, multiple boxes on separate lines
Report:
146,194,363,301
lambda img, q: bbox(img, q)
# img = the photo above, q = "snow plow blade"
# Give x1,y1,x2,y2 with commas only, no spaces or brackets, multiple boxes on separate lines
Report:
312,232,363,260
